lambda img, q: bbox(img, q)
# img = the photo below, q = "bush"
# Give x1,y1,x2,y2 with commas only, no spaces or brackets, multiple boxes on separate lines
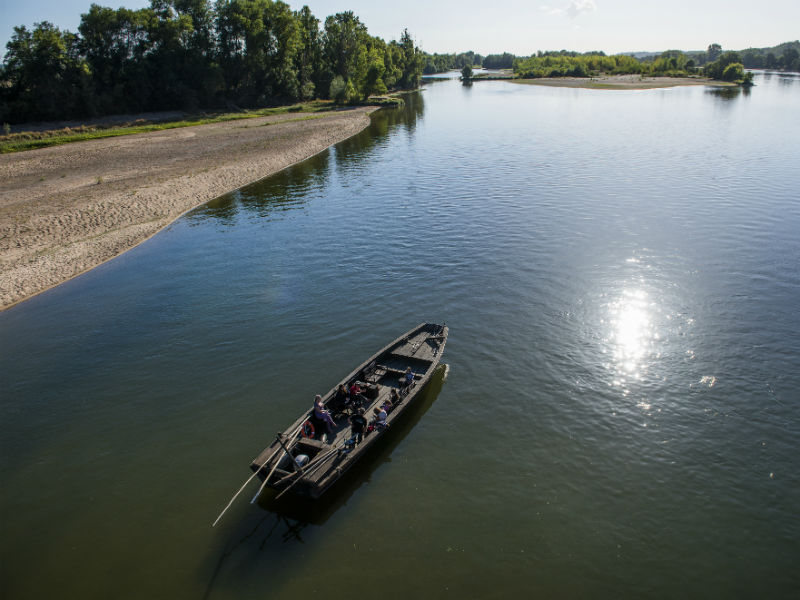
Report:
329,76,347,102
721,62,745,82
301,81,315,100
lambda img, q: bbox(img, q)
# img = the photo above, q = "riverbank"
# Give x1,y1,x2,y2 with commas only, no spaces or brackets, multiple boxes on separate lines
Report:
0,106,376,309
513,74,734,89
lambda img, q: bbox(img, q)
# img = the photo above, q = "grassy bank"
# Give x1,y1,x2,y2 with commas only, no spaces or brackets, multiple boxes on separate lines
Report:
1,97,402,154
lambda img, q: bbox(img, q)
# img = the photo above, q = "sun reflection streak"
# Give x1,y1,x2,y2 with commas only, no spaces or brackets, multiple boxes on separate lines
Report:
608,288,655,384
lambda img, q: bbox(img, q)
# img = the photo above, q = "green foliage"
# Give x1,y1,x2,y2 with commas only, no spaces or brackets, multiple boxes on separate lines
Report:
461,64,472,80
513,49,705,79
483,53,515,69
721,62,745,82
707,43,722,63
514,52,643,78
741,41,800,70
704,51,748,82
1,22,92,122
0,1,426,124
422,50,483,74
692,41,799,70
329,75,347,102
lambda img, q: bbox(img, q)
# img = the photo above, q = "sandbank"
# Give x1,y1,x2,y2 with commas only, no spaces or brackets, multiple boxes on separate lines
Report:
513,74,734,90
0,107,375,310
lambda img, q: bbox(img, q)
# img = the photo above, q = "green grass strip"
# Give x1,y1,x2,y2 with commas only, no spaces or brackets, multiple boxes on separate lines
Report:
0,102,338,154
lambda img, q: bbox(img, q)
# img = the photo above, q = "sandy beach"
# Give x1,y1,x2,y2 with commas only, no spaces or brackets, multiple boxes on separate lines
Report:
0,107,375,310
513,74,733,89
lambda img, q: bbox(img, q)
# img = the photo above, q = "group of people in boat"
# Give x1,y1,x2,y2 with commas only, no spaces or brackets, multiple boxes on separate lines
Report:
328,381,368,415
309,367,416,445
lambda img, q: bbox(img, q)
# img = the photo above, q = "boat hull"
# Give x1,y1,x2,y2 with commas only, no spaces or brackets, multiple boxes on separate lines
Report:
250,323,448,499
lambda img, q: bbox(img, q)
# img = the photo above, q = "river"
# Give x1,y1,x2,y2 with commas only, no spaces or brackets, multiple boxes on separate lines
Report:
1,71,798,599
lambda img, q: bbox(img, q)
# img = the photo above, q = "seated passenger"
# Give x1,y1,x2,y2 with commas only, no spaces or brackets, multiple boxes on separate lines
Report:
389,388,400,405
371,406,388,428
313,394,336,438
399,367,414,388
329,384,349,413
349,382,367,404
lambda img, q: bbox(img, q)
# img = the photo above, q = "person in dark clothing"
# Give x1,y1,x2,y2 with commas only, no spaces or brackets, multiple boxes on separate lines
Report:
349,408,367,444
329,384,349,414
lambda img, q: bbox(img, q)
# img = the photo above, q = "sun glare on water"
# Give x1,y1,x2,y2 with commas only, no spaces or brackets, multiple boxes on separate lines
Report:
607,288,658,391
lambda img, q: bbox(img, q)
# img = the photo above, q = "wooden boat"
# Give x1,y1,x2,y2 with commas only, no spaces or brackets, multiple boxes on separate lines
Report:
249,323,448,500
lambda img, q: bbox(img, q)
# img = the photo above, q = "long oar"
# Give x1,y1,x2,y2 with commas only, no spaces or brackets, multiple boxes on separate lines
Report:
212,454,273,527
262,422,306,485
250,430,306,504
211,423,303,527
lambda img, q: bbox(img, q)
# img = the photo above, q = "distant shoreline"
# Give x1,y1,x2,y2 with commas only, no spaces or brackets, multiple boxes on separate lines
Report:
0,107,376,310
512,74,735,90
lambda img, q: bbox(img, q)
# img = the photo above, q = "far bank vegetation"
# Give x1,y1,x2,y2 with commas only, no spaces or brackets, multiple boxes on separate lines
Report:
424,41,800,85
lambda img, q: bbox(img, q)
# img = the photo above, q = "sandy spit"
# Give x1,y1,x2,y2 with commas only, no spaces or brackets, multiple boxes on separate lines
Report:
0,107,376,310
513,74,734,89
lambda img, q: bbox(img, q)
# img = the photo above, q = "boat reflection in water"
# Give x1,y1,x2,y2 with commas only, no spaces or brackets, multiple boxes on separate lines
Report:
201,365,449,596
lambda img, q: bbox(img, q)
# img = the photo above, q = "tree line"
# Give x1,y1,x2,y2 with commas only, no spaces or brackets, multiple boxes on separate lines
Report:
512,48,756,83
693,41,800,71
0,1,425,124
426,40,799,82
423,50,483,74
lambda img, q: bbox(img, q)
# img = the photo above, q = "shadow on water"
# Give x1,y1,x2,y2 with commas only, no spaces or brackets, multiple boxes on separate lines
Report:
187,149,333,225
201,364,448,598
188,94,425,226
705,85,750,100
333,90,425,167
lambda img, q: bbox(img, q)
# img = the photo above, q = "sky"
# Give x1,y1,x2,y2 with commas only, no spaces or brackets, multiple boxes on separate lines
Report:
1,0,798,58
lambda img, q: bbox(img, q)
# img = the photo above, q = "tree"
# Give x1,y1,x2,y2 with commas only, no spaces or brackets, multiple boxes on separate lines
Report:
483,52,515,69
1,22,92,122
765,52,778,69
461,63,472,80
783,48,800,71
215,0,304,106
721,62,745,82
328,74,346,102
2,3,428,121
707,43,722,62
78,4,162,113
322,11,368,95
704,51,743,80
295,5,321,100
362,45,387,99
397,28,423,89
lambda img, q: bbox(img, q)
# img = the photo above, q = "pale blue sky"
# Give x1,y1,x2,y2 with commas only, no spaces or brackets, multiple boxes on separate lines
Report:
2,0,798,59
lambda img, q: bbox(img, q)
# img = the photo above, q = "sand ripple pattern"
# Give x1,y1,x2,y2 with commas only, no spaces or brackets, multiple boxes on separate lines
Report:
0,108,374,308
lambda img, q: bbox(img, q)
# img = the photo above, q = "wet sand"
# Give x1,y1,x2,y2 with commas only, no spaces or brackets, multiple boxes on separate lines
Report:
0,107,375,309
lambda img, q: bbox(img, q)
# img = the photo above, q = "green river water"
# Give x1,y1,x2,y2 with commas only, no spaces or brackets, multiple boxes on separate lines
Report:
2,71,799,599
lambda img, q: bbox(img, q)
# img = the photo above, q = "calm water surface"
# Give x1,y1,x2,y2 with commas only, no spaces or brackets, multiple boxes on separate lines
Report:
2,71,799,599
